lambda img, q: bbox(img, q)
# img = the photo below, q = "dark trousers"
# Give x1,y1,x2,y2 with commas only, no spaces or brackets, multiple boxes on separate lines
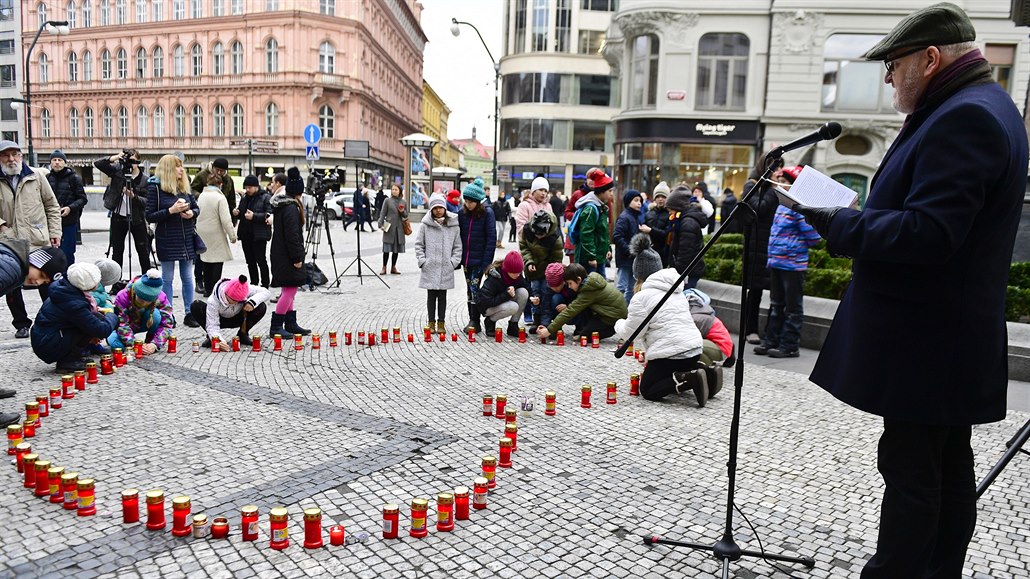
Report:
189,300,268,335
60,222,79,265
573,310,616,341
7,284,49,329
762,268,805,351
200,261,224,296
426,289,447,322
861,420,976,579
109,214,151,275
240,237,270,287
194,259,206,290
639,356,701,401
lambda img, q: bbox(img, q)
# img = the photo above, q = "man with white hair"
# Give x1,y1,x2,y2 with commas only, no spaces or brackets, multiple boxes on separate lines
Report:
0,140,62,339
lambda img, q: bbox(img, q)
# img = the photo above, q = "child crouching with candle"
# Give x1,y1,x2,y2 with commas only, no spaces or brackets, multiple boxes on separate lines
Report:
476,251,530,337
614,234,709,406
108,269,175,354
536,263,627,342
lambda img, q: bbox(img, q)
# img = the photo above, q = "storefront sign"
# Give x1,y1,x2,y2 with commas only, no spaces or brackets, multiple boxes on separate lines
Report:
615,118,759,144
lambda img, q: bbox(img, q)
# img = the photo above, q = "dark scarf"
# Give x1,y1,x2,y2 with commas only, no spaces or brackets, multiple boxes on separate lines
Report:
910,49,994,122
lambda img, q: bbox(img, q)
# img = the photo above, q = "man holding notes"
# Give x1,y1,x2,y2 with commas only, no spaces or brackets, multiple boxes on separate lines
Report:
782,3,1028,577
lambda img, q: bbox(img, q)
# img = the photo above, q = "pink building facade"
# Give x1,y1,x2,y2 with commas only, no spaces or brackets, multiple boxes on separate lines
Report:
24,0,425,185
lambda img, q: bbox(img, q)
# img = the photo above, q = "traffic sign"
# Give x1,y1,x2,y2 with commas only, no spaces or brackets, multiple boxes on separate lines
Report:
304,124,321,145
306,146,319,161
228,139,249,147
253,146,279,154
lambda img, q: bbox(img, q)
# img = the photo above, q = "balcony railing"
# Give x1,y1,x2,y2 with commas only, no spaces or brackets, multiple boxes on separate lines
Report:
32,70,353,94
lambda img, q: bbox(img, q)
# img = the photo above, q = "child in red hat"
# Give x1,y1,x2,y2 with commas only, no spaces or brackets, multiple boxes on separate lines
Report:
476,251,530,337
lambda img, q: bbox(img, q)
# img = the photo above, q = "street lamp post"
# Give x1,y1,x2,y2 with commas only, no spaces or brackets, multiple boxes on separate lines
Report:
450,18,500,189
23,20,70,167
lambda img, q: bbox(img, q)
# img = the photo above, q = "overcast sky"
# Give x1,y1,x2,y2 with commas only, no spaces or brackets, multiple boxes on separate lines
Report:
420,0,504,146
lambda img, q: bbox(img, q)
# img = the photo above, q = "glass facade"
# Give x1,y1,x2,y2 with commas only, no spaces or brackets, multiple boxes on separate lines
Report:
615,142,754,199
502,72,616,106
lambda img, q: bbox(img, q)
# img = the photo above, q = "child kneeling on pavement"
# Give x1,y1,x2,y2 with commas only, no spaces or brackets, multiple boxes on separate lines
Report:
477,251,530,337
31,263,120,373
108,269,175,353
539,262,578,331
536,263,628,342
191,275,270,347
615,234,712,406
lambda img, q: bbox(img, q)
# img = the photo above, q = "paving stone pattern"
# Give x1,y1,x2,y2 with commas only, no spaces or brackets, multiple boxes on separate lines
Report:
0,224,1027,578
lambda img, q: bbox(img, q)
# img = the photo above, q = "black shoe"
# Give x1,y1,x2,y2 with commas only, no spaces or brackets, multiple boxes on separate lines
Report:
673,369,708,408
15,327,29,339
284,311,311,336
753,343,774,356
237,332,253,347
56,358,87,374
484,317,496,335
196,284,207,295
768,348,799,359
702,363,723,399
0,412,21,428
183,313,200,328
201,337,212,349
269,313,294,340
0,388,16,399
506,321,520,338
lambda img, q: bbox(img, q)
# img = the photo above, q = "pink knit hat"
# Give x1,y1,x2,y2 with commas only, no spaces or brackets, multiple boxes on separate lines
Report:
224,275,250,302
501,251,524,275
544,262,565,287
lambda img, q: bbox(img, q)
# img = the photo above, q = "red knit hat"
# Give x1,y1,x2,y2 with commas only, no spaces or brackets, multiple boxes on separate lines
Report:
544,262,565,287
586,168,614,194
781,166,803,184
501,251,524,275
446,189,461,204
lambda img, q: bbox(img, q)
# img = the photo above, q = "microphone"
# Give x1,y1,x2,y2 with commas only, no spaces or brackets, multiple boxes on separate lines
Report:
770,122,843,157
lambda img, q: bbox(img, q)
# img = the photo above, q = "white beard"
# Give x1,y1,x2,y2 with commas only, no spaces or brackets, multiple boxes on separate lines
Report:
1,162,20,176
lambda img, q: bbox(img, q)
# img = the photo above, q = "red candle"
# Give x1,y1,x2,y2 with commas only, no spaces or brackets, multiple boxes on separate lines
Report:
231,336,241,352
437,331,445,342
134,340,144,358
580,335,588,347
358,331,366,345
146,490,166,530
545,391,556,416
100,356,114,375
303,508,324,549
382,504,399,539
59,375,73,399
211,336,221,352
251,335,261,352
494,395,507,419
329,524,345,546
505,422,518,452
167,336,177,354
482,394,493,416
518,327,526,343
7,424,22,455
630,373,640,396
122,489,140,523
171,496,192,537
498,437,513,468
49,387,61,410
409,498,428,538
407,333,414,343
22,453,37,488
14,442,30,473
436,493,454,532
76,478,96,516
329,331,338,347
556,330,564,346
269,507,290,550
311,334,321,349
241,505,259,541
85,362,98,384
294,334,304,350
481,456,497,490
581,384,592,408
211,517,229,539
495,328,503,343
381,328,389,343
34,459,51,497
626,341,634,355
424,326,432,342
345,331,352,345
393,327,401,342
451,333,458,342
468,329,476,343
74,371,86,391
48,466,64,503
591,332,600,348
113,348,126,366
505,408,517,424
273,334,283,351
638,350,647,364
606,382,617,405
22,419,35,439
472,477,489,509
368,333,377,346
453,486,470,521
61,472,78,509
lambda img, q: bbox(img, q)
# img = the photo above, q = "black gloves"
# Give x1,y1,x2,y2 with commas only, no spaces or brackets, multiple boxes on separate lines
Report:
794,204,840,239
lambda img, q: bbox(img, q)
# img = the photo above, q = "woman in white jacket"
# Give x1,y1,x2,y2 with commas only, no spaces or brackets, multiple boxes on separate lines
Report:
614,234,711,406
195,173,237,297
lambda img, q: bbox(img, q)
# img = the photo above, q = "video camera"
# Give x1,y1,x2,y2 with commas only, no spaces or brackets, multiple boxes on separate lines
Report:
307,166,344,202
115,149,141,180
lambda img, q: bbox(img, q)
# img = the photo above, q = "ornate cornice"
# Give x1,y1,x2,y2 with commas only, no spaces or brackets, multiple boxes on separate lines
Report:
771,10,824,54
614,11,699,40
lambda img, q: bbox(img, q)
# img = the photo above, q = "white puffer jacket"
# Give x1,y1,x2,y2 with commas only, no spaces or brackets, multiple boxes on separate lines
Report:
615,268,703,360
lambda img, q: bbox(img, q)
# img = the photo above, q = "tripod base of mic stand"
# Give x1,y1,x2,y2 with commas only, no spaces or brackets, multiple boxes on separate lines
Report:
335,257,389,288
646,532,815,574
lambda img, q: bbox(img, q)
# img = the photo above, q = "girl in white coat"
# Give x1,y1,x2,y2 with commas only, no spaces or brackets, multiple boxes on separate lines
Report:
415,193,462,333
615,234,710,406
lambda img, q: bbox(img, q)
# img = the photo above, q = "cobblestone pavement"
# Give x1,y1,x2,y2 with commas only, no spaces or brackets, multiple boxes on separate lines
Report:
1,218,1027,578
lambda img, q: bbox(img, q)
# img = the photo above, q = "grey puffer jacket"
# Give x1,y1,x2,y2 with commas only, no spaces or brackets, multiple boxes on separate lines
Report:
415,211,462,290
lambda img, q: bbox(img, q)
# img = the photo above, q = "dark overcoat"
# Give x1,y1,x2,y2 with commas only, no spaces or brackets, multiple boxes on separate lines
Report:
145,177,200,262
811,82,1028,425
269,194,307,288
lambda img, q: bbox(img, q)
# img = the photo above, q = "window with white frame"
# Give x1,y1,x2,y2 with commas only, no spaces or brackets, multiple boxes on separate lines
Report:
82,1,91,26
213,0,224,17
70,108,80,137
318,42,335,74
230,41,243,74
531,0,548,52
152,0,162,21
821,34,893,113
67,1,77,28
231,0,241,15
212,103,225,136
153,105,164,137
265,38,278,73
318,104,334,138
173,105,185,137
85,107,95,137
320,0,334,15
116,48,127,79
39,53,49,84
231,103,243,136
38,2,47,28
212,42,224,75
67,52,78,81
696,32,748,110
265,102,278,136
116,0,126,24
629,34,658,108
136,105,148,137
83,50,92,80
41,108,51,138
173,0,183,19
555,0,571,53
101,49,112,79
190,0,200,18
152,45,163,77
100,0,109,25
102,106,113,137
191,105,203,136
118,106,128,137
173,44,184,76
136,47,146,78
266,0,277,9
190,44,202,76
135,0,146,23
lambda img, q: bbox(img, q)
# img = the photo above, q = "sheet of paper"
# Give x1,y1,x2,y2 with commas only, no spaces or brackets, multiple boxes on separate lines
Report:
774,165,857,209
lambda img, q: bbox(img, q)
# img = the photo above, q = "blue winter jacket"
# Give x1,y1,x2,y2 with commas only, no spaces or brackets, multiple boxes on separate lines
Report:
458,205,497,269
31,277,118,363
612,207,642,267
145,177,201,262
766,206,820,271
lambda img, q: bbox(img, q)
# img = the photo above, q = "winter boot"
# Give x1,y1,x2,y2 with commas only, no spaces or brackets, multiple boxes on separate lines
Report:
436,320,446,333
284,311,311,336
464,304,482,334
700,362,723,399
483,316,496,336
506,320,520,338
673,369,708,408
237,331,253,347
268,313,294,340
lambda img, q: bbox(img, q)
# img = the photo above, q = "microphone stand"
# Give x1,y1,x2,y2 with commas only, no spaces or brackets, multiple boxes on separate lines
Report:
619,153,816,577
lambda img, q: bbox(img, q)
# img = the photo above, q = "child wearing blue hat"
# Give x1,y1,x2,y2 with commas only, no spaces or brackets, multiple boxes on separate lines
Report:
108,268,175,353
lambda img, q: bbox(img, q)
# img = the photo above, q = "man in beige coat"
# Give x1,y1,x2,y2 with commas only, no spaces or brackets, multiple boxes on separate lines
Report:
0,140,62,338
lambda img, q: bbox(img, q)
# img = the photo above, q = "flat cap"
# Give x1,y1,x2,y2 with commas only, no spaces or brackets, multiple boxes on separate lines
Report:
864,2,975,61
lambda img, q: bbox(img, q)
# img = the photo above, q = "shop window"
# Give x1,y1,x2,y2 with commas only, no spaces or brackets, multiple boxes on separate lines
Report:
986,44,1015,93
822,34,894,113
696,33,748,111
629,34,659,108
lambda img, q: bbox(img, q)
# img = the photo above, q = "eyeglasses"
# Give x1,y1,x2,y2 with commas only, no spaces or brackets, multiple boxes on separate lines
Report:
884,46,927,74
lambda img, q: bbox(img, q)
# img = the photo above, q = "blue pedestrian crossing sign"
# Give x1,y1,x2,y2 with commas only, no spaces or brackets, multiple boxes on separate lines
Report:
303,124,321,145
306,146,319,161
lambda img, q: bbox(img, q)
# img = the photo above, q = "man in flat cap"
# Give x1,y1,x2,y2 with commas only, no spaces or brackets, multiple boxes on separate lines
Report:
783,3,1027,576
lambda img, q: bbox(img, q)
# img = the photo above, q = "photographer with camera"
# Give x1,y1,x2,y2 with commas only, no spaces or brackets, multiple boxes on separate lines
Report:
96,148,150,275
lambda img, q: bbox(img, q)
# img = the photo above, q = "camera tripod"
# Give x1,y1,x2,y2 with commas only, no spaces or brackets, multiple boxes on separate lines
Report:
977,417,1030,498
303,189,339,291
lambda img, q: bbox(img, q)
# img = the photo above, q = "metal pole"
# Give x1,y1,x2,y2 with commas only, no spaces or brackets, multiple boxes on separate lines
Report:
248,139,254,176
493,65,499,188
23,20,68,167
